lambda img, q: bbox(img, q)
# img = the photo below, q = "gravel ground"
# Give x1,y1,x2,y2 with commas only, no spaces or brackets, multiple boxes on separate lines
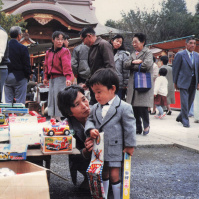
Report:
49,146,199,199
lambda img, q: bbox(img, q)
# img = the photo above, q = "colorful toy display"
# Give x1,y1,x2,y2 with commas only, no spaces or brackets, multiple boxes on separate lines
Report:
122,153,132,199
87,132,105,199
41,136,73,154
43,118,70,136
0,144,27,161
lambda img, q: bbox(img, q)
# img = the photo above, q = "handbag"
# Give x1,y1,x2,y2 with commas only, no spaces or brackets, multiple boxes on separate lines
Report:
134,64,151,92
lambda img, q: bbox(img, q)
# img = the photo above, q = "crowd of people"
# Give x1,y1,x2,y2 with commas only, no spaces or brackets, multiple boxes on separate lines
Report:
1,25,199,198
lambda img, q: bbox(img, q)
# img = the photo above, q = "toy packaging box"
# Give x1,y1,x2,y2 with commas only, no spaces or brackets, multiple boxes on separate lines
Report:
87,132,105,199
9,116,41,145
41,135,74,154
0,161,50,199
0,144,27,161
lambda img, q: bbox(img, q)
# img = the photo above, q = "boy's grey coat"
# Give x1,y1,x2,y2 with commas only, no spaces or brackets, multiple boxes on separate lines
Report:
85,95,136,162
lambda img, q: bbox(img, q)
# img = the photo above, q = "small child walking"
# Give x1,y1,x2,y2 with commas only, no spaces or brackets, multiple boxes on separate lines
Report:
85,68,136,199
154,68,168,119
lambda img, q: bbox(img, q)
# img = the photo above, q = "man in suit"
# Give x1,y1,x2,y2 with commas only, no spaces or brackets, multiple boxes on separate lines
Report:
4,26,31,104
172,37,199,127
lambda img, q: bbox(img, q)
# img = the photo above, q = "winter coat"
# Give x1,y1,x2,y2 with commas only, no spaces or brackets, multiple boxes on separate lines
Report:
114,50,130,89
124,46,154,107
161,64,175,104
85,95,136,162
88,36,115,76
44,47,73,81
71,44,90,80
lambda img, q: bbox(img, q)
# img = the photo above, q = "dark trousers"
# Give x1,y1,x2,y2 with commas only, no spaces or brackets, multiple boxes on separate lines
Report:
133,106,149,131
177,83,196,126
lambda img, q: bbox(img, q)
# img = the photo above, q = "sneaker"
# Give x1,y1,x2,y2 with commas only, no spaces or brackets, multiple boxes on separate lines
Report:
154,115,160,119
159,113,166,119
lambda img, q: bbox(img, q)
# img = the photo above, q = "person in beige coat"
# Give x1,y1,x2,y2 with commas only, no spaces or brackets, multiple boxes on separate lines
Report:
160,56,175,115
124,33,153,135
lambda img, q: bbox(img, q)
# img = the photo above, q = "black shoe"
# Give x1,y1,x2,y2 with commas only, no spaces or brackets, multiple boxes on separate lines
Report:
150,111,156,115
167,111,172,115
136,129,142,134
176,118,182,123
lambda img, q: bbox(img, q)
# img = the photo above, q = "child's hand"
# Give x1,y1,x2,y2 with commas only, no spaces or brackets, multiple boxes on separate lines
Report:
89,129,99,139
123,147,134,156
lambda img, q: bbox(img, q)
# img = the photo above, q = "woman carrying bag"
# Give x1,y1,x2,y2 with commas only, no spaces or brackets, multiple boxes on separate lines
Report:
124,33,153,135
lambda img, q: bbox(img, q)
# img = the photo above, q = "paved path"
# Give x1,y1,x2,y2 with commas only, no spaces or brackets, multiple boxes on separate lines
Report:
137,110,199,152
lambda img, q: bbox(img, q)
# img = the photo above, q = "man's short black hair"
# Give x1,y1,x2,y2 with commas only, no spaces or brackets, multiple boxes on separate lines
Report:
159,68,167,76
134,33,146,46
63,33,70,40
89,68,119,93
52,31,65,40
186,36,196,43
79,27,96,38
160,56,169,65
57,85,84,117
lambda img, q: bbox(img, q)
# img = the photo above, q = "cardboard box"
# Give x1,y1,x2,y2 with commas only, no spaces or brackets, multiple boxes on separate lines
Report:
0,161,50,199
41,135,74,154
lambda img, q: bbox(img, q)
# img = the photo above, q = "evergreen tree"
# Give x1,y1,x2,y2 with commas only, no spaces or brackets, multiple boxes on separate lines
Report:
0,0,27,34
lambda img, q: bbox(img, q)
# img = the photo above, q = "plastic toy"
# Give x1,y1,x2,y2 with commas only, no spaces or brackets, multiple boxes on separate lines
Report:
87,133,105,199
46,137,69,151
43,119,70,136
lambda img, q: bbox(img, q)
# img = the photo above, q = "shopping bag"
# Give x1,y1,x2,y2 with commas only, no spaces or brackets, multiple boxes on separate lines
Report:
134,64,151,92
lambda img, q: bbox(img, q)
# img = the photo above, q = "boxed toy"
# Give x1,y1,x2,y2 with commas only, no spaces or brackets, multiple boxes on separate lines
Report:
0,161,50,199
9,116,41,145
0,144,27,161
41,135,74,154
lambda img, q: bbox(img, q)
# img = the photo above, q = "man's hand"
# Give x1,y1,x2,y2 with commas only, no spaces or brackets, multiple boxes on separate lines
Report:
89,129,99,139
66,80,71,86
123,147,134,156
197,83,199,90
174,83,179,90
43,79,48,86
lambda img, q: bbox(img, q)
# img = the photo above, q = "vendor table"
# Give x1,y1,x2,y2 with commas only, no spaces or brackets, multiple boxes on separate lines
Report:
26,148,80,169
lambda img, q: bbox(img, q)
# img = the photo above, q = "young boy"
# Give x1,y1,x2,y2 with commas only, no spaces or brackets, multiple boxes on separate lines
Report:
85,68,136,199
154,67,168,119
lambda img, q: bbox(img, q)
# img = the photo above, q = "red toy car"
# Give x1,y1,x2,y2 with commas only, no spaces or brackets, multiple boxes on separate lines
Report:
46,137,69,151
43,119,70,136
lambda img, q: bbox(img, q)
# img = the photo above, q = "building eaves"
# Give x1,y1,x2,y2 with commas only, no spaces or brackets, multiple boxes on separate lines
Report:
11,3,97,27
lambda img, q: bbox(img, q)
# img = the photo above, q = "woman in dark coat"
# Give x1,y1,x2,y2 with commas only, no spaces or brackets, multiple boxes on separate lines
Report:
57,85,93,190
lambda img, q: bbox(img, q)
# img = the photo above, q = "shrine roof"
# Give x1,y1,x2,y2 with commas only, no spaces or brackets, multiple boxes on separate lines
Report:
147,35,199,53
11,3,96,27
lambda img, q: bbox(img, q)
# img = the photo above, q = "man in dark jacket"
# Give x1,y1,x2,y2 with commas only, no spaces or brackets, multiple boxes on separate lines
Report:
0,26,10,102
80,27,115,104
4,26,31,104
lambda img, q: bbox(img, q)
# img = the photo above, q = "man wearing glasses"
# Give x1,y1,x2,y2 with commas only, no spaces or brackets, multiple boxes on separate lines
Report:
79,27,115,105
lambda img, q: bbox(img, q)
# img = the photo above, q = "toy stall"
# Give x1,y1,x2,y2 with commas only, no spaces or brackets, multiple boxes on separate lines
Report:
0,103,79,199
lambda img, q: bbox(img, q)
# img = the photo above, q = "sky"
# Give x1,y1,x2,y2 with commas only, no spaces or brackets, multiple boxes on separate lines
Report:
92,0,199,24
